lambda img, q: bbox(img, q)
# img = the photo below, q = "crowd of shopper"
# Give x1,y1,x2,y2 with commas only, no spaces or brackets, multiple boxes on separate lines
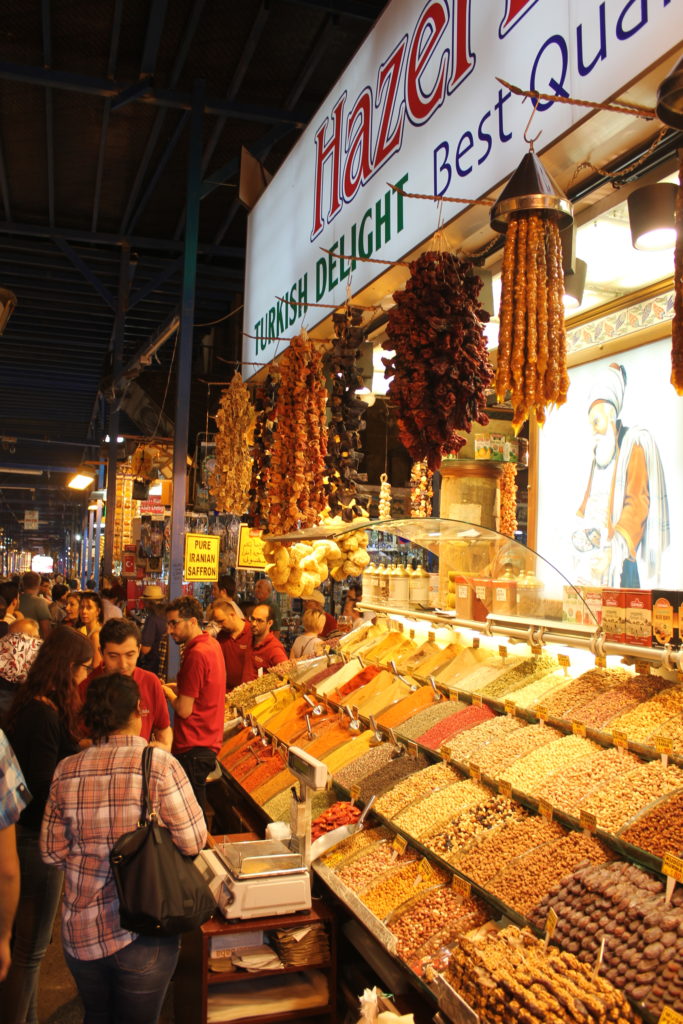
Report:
0,567,361,1023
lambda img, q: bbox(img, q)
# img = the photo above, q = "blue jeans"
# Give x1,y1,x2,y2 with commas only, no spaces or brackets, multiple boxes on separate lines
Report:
0,826,63,1024
65,934,180,1024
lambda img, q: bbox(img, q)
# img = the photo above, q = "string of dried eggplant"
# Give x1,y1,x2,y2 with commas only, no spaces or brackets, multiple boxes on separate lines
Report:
672,149,683,394
267,332,328,534
247,372,280,529
383,250,493,471
495,211,569,427
324,305,370,519
209,373,255,515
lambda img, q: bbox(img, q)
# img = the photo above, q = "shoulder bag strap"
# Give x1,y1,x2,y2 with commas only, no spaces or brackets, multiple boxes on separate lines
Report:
140,744,155,824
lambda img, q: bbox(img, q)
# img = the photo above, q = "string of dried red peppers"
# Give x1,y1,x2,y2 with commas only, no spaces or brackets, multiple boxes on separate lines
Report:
267,332,328,534
383,251,493,471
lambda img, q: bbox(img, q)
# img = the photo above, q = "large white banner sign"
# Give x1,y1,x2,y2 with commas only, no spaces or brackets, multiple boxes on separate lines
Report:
242,0,679,377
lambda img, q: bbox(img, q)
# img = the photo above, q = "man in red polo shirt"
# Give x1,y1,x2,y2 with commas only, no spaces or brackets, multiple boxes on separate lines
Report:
80,618,171,749
243,602,288,682
210,599,251,692
164,595,226,814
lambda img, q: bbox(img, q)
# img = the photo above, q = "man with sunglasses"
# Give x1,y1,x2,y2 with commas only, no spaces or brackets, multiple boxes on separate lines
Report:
163,596,226,814
242,603,287,683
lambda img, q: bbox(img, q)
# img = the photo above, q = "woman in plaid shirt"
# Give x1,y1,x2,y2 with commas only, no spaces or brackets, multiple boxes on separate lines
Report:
41,673,206,1024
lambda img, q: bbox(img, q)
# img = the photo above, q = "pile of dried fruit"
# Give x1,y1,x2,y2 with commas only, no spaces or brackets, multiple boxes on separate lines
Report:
247,371,280,528
495,212,568,427
499,462,517,537
410,459,433,516
324,306,370,517
310,801,361,842
267,332,328,533
673,150,683,393
383,250,493,470
209,373,255,514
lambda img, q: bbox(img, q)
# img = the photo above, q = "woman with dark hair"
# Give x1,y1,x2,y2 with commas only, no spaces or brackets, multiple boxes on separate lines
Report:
63,591,81,628
41,673,206,1024
1,626,93,1024
78,591,103,669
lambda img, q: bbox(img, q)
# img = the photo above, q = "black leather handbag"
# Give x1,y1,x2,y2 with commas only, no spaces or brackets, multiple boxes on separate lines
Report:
109,745,215,936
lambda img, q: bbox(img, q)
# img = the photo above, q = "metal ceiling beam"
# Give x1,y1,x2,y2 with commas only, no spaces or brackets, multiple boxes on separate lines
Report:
283,0,378,17
42,0,55,227
140,0,168,77
129,256,182,309
0,219,245,258
91,0,123,232
0,129,11,221
0,61,308,125
53,238,116,310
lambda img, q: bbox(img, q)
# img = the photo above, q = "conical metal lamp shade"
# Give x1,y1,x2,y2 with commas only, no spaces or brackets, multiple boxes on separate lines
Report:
656,54,683,130
490,150,573,233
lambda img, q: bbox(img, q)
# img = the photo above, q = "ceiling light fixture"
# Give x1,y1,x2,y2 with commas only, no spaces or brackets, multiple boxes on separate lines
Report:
563,258,588,309
626,182,677,250
355,386,376,407
0,288,17,334
67,465,96,490
656,54,683,129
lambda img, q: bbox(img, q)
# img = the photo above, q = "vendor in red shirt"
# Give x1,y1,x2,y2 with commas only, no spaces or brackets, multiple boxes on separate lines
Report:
210,599,251,692
80,617,172,750
243,602,288,681
305,590,338,638
163,595,226,815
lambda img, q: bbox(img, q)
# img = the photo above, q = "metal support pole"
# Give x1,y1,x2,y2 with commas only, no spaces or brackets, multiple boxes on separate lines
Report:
93,462,105,589
103,243,130,577
168,79,204,603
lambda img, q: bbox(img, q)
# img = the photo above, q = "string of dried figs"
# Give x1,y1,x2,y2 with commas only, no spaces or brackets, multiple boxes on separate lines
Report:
247,371,280,529
383,250,493,471
324,305,370,518
410,459,433,516
208,372,255,514
499,462,517,538
496,211,569,427
267,331,328,534
672,148,683,394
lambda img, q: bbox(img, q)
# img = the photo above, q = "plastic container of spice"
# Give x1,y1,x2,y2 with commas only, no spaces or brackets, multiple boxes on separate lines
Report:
491,570,517,615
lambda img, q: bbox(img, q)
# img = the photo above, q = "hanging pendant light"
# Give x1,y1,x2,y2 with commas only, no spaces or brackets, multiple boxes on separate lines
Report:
627,182,677,250
563,259,587,309
490,151,573,233
656,54,683,130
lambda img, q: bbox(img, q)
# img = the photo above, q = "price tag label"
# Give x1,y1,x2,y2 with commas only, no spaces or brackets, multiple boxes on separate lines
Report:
530,644,543,655
396,621,404,633
572,721,587,738
504,699,517,717
635,660,651,675
611,730,629,750
498,779,512,800
538,798,554,822
439,744,451,761
655,735,673,756
392,834,407,856
473,693,483,707
498,645,508,660
662,853,683,884
409,629,415,640
545,907,558,939
558,653,571,669
535,704,549,722
407,741,419,758
595,655,607,669
659,1008,683,1024
580,810,597,833
451,874,472,898
472,637,480,650
419,857,435,883
349,784,361,804
470,763,482,782
428,631,436,643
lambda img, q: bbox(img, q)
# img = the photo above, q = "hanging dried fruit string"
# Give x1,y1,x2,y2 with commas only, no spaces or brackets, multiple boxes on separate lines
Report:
267,332,328,534
672,149,683,394
495,211,568,427
324,305,371,519
383,250,493,471
410,460,433,517
247,372,280,529
499,462,518,538
208,373,255,515
378,473,391,519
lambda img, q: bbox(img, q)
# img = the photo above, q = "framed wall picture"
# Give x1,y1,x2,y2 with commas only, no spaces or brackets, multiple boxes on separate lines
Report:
534,335,682,591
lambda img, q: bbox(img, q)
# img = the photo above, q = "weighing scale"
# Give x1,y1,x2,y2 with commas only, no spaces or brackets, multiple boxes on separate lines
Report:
288,745,329,867
195,838,311,920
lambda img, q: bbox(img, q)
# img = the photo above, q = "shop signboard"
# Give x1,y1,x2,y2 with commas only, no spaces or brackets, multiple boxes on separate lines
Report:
184,532,221,582
236,524,267,570
536,337,683,592
242,0,679,377
23,510,38,530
